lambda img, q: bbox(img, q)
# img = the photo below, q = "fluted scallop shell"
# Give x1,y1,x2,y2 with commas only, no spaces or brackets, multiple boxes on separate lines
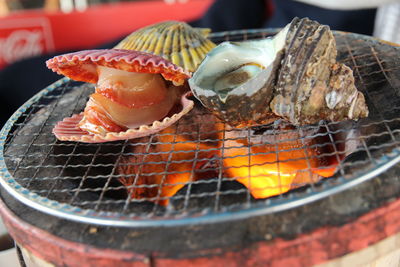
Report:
115,21,216,73
46,49,190,86
47,49,193,143
52,92,194,143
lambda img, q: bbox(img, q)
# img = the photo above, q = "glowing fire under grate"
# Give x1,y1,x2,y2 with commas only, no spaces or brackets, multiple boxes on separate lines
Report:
1,29,400,225
116,113,342,207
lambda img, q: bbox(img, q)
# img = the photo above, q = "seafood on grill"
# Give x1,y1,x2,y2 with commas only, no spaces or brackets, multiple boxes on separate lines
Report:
47,49,193,143
47,21,218,143
189,17,369,127
115,20,216,72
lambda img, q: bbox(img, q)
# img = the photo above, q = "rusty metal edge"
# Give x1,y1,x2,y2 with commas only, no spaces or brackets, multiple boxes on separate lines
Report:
0,198,150,267
1,187,400,266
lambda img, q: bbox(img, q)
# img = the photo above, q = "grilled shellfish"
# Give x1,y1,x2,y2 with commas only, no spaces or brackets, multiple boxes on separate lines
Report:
115,21,216,72
48,21,218,143
189,17,369,127
47,49,193,143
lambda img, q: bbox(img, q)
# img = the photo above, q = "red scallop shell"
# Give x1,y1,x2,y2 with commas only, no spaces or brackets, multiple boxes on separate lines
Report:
46,49,191,86
52,92,194,143
48,49,193,142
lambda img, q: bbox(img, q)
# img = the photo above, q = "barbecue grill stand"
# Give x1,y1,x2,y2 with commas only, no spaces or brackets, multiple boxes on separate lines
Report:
1,162,400,258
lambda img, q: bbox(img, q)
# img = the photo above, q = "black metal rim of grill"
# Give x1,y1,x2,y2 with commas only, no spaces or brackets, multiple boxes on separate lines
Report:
1,29,400,227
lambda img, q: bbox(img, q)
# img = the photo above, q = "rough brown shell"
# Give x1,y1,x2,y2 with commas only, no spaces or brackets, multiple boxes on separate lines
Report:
270,18,368,125
189,17,369,127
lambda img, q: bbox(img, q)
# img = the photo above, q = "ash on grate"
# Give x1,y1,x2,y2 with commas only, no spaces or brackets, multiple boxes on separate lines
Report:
168,179,251,212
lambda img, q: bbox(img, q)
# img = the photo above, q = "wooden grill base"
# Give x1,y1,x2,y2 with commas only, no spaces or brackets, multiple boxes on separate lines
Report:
1,192,400,267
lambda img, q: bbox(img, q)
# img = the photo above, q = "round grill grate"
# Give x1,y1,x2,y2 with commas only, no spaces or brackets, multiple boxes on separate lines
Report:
1,29,400,227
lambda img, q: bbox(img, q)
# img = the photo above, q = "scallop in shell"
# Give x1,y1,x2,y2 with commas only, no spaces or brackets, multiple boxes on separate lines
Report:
115,21,216,73
47,49,193,143
189,17,369,127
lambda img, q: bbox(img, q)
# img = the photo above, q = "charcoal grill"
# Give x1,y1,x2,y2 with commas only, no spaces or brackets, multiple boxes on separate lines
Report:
1,29,400,266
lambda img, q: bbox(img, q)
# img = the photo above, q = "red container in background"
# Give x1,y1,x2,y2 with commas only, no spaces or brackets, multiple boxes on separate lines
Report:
0,0,213,69
0,17,53,68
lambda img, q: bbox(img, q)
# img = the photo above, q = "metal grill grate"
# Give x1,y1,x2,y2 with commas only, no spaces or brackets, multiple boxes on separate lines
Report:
1,30,400,227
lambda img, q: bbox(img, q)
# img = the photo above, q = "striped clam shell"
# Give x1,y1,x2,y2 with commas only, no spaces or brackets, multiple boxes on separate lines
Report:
46,49,190,86
115,21,216,73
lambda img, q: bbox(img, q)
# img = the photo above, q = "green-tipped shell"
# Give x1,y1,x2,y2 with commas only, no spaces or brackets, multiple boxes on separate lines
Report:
115,21,216,73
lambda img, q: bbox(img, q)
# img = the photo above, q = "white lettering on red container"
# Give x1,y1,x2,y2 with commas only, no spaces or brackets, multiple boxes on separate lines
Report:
0,30,44,65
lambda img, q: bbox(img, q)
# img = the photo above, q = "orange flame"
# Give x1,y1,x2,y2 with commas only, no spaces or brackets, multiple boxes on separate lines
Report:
223,129,338,199
118,116,224,206
118,131,216,206
118,115,339,205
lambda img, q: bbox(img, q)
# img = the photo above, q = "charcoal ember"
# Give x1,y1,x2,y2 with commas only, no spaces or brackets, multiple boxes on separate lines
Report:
116,114,221,206
117,136,164,204
174,101,223,146
222,122,341,199
168,179,250,211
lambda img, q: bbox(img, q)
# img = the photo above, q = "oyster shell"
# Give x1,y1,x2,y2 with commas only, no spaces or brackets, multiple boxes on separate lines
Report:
188,25,290,127
270,18,368,125
189,17,369,127
115,21,216,73
47,49,193,143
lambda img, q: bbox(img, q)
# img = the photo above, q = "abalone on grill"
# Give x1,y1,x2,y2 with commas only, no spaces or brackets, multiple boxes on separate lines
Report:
189,17,369,127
